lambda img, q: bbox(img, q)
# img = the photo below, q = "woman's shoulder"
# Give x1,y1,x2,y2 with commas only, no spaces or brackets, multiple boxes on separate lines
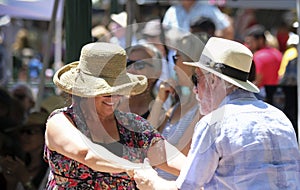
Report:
115,110,154,132
49,107,68,117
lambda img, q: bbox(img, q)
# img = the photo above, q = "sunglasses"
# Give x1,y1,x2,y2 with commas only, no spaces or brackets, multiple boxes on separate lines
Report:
192,74,198,87
127,59,153,70
172,54,179,64
102,95,123,98
192,73,210,86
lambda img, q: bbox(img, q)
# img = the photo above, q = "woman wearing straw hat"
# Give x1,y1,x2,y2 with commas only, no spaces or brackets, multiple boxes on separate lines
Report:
44,42,184,189
134,37,300,189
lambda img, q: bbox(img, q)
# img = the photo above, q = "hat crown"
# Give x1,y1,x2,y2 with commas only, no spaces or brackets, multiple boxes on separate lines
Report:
53,42,148,97
203,37,253,73
78,42,127,79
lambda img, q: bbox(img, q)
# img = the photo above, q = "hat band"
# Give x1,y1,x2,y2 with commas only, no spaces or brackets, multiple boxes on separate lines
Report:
220,64,249,81
201,54,249,81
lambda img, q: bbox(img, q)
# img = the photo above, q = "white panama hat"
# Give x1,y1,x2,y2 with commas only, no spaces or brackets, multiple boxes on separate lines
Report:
183,37,259,93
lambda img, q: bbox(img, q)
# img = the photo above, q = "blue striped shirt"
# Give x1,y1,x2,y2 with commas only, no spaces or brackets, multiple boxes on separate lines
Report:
176,89,300,189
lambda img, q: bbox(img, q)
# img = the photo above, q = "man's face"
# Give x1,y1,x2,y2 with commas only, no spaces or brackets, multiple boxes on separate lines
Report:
193,67,228,115
244,36,259,52
194,68,213,115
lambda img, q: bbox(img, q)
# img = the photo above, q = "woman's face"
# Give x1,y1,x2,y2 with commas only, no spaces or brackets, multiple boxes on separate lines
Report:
127,48,161,79
19,126,44,153
173,53,194,86
94,95,122,117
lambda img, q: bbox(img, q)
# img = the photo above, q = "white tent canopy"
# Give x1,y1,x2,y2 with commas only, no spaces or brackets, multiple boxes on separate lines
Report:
0,0,63,20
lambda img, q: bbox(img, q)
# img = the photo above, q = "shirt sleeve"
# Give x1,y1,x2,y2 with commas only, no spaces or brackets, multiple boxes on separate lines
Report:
176,120,220,189
162,6,178,29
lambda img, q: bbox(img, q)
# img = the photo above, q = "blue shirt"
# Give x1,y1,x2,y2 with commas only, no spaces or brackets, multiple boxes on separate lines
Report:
176,89,300,189
163,2,229,32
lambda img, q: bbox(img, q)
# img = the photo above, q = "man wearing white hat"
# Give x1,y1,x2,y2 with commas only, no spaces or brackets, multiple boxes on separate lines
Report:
134,37,300,189
109,11,137,48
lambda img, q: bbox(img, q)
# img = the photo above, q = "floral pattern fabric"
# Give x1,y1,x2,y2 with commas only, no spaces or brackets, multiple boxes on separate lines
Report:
44,106,163,189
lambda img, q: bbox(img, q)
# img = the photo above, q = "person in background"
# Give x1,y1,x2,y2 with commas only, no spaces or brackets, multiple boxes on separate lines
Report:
278,31,298,85
91,25,111,43
162,0,230,37
44,42,185,189
152,33,203,181
108,11,137,48
9,82,35,115
190,16,216,43
0,87,26,158
141,19,180,110
244,24,282,89
141,19,175,83
233,9,257,42
118,43,163,121
0,111,49,190
133,37,300,189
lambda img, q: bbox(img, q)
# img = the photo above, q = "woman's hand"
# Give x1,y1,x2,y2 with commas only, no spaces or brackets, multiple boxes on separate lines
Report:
133,158,177,190
0,155,32,188
156,80,176,103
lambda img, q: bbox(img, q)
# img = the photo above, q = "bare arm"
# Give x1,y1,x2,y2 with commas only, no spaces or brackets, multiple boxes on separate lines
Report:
134,159,178,190
148,80,176,129
147,139,186,176
45,113,143,173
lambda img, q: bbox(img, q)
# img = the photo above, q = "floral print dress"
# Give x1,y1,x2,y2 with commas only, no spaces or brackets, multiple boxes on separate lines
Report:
44,106,163,189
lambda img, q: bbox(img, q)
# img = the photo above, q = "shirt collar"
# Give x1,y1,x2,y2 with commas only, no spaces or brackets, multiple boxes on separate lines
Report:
219,88,257,107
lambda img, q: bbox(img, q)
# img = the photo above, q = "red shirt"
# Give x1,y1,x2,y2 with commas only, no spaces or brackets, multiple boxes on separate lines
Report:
253,47,282,88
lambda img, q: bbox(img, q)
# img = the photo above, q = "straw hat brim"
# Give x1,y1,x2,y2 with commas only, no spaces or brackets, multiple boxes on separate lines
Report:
53,62,148,97
183,61,260,93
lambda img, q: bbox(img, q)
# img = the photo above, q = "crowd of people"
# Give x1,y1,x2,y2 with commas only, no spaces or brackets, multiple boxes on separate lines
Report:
0,0,299,189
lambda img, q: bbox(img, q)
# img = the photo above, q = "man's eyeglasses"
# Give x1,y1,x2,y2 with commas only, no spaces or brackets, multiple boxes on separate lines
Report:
127,60,154,70
192,73,209,86
172,54,179,64
192,74,198,87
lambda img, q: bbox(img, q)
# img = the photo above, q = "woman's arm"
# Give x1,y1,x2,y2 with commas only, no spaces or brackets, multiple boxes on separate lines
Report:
148,81,176,129
147,139,186,176
45,113,143,173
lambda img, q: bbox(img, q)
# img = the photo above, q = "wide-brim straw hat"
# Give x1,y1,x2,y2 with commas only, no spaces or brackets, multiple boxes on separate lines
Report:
183,37,259,93
53,42,147,97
